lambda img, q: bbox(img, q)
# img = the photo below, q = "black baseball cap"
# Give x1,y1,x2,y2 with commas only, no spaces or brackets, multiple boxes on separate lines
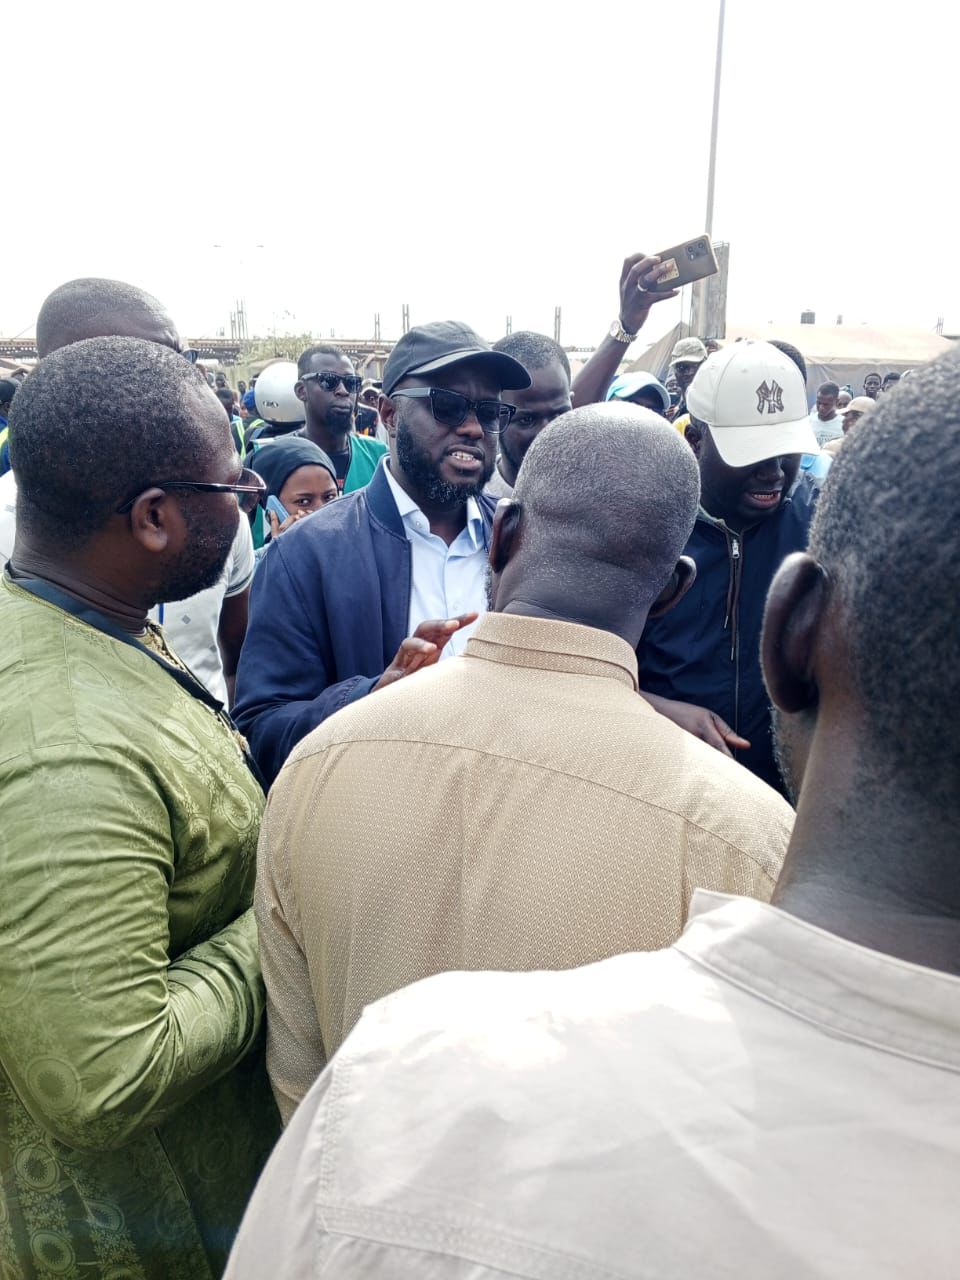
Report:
382,320,531,396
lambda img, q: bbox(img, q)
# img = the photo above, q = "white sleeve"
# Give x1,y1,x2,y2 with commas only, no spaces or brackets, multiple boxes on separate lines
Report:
225,518,256,596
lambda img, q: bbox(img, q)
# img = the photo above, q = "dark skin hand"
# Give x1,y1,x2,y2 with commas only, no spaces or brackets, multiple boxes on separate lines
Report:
642,691,751,757
373,613,478,692
267,508,309,538
571,253,678,409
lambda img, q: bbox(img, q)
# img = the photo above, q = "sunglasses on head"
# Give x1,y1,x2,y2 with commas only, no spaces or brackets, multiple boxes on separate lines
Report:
391,387,515,435
301,372,363,394
115,466,266,516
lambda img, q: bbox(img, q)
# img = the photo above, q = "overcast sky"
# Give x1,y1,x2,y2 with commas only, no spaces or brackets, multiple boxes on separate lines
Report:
4,0,952,348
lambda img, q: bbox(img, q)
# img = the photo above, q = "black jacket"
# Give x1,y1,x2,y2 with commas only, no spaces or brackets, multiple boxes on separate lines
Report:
637,477,819,794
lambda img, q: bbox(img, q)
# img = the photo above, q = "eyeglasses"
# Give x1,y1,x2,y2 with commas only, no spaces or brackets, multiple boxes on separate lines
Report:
301,372,363,394
391,387,515,435
115,467,266,515
180,348,200,364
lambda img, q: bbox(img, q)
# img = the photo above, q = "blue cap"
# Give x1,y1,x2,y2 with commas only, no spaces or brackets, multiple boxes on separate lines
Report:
242,389,257,411
605,371,671,414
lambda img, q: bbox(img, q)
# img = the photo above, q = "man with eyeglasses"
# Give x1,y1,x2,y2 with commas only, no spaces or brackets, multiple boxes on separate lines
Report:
291,344,387,493
0,277,257,706
233,321,530,785
0,335,280,1276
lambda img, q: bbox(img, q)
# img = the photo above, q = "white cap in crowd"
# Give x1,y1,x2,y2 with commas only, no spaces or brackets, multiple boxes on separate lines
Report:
686,341,820,467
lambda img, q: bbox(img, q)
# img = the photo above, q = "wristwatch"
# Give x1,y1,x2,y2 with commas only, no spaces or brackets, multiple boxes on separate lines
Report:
609,319,638,344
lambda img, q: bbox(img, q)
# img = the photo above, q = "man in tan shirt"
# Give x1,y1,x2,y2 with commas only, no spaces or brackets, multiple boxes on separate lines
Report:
228,344,960,1280
257,406,794,1120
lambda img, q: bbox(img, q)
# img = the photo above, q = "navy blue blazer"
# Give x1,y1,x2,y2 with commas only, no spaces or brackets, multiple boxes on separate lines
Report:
233,463,497,784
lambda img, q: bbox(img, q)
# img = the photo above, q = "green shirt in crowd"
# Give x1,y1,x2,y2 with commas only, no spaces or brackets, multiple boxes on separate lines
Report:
0,575,280,1279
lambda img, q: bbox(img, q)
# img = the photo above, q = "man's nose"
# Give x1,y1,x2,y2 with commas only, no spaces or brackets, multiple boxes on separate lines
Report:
456,412,485,440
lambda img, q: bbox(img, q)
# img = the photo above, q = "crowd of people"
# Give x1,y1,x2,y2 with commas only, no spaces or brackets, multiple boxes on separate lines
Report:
0,256,956,1279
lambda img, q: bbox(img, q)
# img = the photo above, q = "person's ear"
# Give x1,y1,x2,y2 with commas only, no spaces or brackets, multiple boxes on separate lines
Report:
684,423,703,458
126,489,172,555
648,555,696,618
379,394,399,439
489,499,522,574
762,552,828,713
294,379,307,405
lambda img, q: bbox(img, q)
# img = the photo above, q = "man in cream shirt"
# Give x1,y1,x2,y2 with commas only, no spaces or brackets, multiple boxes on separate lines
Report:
253,407,793,1122
228,351,960,1278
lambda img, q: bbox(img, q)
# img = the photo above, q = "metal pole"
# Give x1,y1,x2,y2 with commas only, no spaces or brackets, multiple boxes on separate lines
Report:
704,0,726,236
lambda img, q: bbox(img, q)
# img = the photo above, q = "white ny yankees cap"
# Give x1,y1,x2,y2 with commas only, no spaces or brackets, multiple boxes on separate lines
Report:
686,340,819,467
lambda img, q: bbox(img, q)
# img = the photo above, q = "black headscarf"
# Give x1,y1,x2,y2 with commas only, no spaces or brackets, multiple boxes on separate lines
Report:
248,436,338,500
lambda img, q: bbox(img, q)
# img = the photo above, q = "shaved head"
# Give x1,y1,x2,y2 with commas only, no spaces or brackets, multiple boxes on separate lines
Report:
490,404,700,642
36,278,180,357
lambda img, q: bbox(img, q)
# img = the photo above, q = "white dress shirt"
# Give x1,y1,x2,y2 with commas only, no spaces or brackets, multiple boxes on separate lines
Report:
383,460,488,656
226,890,960,1280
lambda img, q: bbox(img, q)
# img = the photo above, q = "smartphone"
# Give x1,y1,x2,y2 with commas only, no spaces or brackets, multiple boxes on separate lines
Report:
647,235,719,291
265,495,289,523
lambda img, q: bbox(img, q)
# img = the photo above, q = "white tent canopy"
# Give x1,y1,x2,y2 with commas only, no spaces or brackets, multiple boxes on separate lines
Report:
628,322,953,405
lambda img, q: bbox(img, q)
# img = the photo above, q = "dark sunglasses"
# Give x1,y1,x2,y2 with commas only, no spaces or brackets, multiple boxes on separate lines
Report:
391,387,515,435
301,372,363,394
115,466,266,515
180,348,201,364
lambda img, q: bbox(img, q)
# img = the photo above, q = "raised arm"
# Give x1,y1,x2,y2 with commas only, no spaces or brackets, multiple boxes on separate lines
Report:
572,252,678,408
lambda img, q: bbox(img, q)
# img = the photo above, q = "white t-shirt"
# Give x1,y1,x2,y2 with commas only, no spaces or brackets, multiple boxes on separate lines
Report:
0,469,254,703
810,408,843,445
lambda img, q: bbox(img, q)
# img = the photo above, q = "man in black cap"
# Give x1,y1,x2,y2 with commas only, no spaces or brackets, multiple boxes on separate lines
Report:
233,321,530,783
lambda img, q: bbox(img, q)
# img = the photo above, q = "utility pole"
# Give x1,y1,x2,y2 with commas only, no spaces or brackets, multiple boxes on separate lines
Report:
553,306,562,344
374,312,381,342
506,314,513,335
691,0,728,338
402,304,410,335
704,0,725,238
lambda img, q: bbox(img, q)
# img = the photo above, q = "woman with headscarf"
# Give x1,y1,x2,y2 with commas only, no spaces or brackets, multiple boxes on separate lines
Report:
249,436,340,548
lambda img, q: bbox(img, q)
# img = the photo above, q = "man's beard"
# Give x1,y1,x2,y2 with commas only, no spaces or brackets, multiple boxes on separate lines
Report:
396,415,493,506
156,503,238,603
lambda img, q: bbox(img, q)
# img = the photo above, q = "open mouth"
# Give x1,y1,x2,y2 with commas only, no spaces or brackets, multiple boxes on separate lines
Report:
445,449,484,473
744,489,782,510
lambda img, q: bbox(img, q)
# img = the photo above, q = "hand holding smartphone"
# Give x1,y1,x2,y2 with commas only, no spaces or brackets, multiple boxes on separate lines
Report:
645,236,719,292
265,495,289,523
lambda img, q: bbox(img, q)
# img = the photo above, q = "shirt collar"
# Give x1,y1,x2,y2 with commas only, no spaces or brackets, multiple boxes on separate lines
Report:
383,459,485,550
678,891,960,1074
465,612,639,691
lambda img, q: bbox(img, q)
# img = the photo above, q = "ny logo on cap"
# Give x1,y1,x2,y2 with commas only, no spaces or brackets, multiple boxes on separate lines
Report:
755,380,784,415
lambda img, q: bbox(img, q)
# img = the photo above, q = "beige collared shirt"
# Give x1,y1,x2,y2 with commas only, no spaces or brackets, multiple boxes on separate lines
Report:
227,891,960,1279
256,613,793,1120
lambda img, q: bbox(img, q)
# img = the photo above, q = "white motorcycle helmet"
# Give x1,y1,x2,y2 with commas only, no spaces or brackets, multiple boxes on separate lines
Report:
253,360,305,425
